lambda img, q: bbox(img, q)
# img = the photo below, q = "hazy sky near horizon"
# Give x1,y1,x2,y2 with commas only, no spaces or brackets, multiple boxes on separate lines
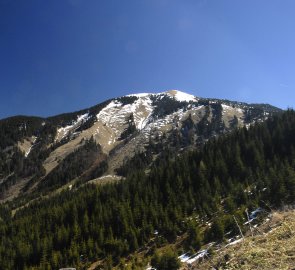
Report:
0,0,295,119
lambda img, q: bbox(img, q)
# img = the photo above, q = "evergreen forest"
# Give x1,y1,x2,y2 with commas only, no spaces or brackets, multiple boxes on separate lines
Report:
0,110,295,269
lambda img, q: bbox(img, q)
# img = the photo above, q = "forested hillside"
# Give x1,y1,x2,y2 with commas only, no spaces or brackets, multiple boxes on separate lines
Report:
0,110,294,269
0,91,282,204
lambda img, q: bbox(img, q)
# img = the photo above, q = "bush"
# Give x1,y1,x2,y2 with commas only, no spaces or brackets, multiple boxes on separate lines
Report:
151,250,181,270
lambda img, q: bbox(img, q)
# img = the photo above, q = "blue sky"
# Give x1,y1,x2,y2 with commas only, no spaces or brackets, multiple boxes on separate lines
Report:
0,0,294,119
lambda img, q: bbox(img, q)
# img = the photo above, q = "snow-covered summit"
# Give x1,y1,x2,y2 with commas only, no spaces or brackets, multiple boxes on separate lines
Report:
164,90,198,102
127,90,197,102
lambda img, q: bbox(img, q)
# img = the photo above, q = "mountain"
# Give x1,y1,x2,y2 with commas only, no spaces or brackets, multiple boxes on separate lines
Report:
0,90,282,202
1,91,295,270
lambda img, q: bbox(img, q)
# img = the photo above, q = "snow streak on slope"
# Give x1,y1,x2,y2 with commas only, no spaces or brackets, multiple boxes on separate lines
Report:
55,113,89,142
25,136,37,157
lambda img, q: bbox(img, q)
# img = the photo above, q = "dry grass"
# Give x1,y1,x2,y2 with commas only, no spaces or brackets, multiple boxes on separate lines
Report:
193,210,295,270
87,174,123,185
17,136,36,156
0,176,32,203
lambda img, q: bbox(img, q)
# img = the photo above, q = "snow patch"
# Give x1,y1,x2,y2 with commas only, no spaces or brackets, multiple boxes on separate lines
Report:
97,175,122,180
250,208,263,219
178,253,192,263
222,104,232,111
179,248,209,265
165,90,197,102
236,107,244,114
146,267,156,270
127,93,150,98
244,218,255,225
225,238,243,247
186,250,208,264
77,113,89,122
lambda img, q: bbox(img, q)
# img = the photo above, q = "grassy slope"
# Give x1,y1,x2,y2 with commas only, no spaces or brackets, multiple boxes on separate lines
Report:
193,209,295,270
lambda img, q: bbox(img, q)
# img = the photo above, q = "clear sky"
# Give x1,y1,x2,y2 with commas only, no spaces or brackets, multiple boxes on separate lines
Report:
0,0,294,119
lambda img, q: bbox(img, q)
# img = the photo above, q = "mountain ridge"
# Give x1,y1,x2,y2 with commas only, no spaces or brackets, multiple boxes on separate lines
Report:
0,90,282,203
0,89,281,121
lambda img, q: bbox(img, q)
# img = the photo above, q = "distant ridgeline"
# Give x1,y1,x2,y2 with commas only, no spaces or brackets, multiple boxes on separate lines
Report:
0,107,294,269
